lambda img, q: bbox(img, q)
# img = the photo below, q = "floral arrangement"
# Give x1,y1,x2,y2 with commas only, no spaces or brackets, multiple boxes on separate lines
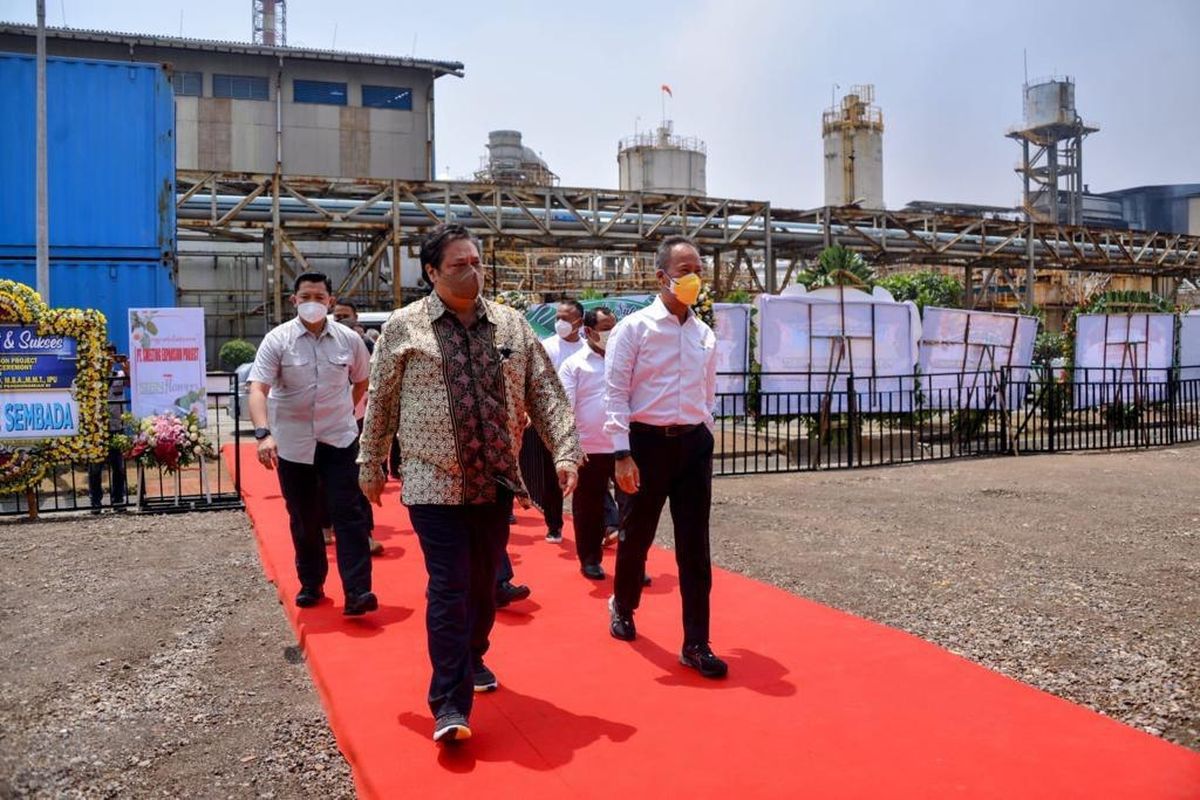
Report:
493,290,530,312
115,411,216,473
0,280,108,496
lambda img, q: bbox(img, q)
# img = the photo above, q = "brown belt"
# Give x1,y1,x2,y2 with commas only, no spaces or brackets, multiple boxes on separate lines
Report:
630,421,703,438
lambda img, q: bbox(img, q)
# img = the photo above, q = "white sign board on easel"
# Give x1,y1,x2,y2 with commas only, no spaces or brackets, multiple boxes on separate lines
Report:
919,307,1038,409
1073,313,1174,408
1180,314,1200,384
129,307,208,426
713,303,751,417
757,290,918,415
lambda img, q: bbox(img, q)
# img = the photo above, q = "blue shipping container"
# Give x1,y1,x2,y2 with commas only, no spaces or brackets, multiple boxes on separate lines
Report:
0,261,175,357
0,53,175,261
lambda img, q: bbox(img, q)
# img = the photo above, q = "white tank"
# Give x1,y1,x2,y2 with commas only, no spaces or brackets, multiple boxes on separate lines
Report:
617,121,706,196
821,85,884,208
1023,79,1077,129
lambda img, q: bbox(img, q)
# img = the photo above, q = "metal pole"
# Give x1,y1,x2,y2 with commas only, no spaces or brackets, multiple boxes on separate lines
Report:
764,204,775,294
35,0,49,297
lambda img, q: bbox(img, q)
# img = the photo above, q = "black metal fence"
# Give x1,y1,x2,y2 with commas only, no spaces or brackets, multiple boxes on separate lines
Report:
1,372,244,517
713,367,1200,476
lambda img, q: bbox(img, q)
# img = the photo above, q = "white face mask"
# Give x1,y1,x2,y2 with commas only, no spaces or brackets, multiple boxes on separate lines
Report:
592,330,611,349
297,301,328,324
554,319,575,339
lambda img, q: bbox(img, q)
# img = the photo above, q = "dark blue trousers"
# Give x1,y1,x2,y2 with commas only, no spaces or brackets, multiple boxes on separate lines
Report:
275,441,372,597
408,489,512,720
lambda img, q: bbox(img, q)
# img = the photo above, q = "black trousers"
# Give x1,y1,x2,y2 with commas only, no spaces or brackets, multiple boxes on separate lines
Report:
408,489,512,720
276,441,372,596
575,453,615,567
521,426,563,532
613,424,714,647
87,447,127,508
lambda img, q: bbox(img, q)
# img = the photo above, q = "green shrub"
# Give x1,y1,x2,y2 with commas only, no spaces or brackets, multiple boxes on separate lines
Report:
219,339,257,371
877,270,963,311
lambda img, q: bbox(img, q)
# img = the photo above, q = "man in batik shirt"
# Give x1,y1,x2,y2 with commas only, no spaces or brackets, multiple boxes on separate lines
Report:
358,224,582,745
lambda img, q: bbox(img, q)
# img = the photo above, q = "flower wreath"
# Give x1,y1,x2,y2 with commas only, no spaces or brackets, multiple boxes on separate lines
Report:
0,280,108,496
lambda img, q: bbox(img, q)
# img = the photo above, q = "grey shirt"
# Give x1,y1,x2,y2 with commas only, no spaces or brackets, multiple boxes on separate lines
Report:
247,316,371,464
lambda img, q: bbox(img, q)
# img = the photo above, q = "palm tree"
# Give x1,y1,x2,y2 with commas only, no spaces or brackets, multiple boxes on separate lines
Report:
797,245,875,290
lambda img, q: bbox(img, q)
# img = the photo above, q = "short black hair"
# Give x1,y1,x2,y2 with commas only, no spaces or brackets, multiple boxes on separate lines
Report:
420,223,479,274
334,300,357,313
294,272,332,294
558,298,585,320
583,306,614,328
655,235,700,273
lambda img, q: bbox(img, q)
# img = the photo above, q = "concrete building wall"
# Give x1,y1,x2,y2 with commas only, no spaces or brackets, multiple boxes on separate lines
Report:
0,33,436,179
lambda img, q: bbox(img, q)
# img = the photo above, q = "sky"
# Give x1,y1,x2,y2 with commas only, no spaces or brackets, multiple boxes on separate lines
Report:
2,0,1198,210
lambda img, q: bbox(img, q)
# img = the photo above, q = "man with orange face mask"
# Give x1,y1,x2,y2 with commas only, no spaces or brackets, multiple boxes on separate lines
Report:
602,235,727,679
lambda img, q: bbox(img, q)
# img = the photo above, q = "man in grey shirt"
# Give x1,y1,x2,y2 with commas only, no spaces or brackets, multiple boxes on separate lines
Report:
247,272,376,615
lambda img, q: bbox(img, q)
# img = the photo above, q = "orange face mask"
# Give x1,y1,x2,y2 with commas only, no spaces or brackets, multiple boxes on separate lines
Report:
669,273,703,306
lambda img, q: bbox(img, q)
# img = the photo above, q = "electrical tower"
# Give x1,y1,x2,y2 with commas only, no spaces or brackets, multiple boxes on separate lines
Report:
252,0,287,46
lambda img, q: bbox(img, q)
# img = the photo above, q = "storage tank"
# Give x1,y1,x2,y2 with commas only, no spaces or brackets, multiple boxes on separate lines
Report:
487,130,525,171
617,121,706,196
822,85,884,208
1023,79,1077,129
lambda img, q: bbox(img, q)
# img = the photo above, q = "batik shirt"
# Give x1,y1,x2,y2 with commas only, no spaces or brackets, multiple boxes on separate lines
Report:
358,291,583,506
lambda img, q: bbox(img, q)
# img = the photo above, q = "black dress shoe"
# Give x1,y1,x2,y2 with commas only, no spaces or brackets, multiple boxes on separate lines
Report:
343,591,378,616
295,586,324,608
608,595,636,641
581,563,606,580
680,643,728,679
495,580,531,608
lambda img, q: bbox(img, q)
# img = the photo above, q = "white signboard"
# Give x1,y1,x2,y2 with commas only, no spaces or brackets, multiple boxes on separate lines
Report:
0,389,79,439
129,307,208,426
757,292,917,415
713,303,751,417
1180,314,1200,384
919,307,1038,409
1073,313,1174,408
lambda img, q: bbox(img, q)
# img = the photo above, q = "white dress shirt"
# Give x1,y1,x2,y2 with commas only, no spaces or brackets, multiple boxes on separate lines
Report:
558,345,615,455
603,296,717,451
247,317,371,464
540,332,587,371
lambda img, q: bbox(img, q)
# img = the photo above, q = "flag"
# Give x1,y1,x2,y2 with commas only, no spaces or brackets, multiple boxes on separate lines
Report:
661,84,673,97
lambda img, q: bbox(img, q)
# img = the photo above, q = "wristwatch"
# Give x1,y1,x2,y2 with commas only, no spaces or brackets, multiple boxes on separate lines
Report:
253,427,272,441
614,449,632,460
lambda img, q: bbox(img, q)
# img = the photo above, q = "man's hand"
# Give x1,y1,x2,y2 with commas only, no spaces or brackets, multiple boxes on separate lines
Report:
359,466,386,506
256,435,278,471
557,465,578,496
614,456,640,494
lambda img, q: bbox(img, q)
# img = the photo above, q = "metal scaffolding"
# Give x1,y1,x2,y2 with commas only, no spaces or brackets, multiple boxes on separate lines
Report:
177,171,1200,321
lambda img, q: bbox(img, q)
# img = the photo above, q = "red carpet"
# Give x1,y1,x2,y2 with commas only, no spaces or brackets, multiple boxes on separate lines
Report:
229,445,1200,799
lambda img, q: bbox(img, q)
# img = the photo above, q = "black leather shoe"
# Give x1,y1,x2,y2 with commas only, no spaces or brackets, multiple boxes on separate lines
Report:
608,595,636,641
295,586,324,608
680,643,728,679
581,563,606,580
343,591,378,616
495,581,531,608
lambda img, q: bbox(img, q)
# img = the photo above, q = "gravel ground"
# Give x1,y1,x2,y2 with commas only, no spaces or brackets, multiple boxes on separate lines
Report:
0,510,352,799
1,445,1195,798
667,445,1199,751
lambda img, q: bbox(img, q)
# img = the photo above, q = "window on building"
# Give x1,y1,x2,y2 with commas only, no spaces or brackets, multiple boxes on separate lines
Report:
172,71,202,97
362,85,413,110
293,79,348,106
212,74,269,101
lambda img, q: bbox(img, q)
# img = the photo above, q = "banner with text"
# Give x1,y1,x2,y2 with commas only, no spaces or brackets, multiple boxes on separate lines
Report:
129,308,208,427
0,325,80,439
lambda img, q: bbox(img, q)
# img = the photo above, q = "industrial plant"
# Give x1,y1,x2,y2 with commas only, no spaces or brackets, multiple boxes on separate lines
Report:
0,0,1197,362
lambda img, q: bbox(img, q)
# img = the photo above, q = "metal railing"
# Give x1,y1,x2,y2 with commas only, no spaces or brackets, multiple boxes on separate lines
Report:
0,372,244,517
713,367,1200,476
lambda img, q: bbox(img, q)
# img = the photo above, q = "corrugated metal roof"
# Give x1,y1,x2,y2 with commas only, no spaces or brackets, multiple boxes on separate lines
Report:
0,22,464,77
